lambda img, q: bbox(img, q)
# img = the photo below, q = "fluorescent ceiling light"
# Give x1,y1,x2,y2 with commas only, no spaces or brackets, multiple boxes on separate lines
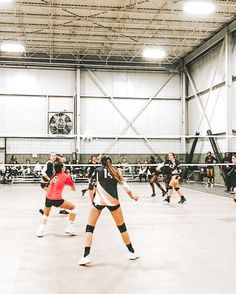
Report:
0,40,25,53
143,48,166,59
0,0,14,7
183,1,216,15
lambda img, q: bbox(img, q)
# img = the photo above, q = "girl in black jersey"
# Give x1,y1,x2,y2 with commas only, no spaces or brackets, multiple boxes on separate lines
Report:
81,155,98,197
205,151,217,187
148,156,166,197
78,155,139,266
162,153,186,204
227,154,236,203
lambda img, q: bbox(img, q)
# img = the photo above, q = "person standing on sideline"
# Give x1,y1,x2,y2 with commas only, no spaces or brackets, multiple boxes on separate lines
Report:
205,151,217,187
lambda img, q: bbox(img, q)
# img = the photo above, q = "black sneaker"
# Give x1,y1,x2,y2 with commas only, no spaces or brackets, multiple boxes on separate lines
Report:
151,193,156,197
59,210,70,215
178,196,186,204
82,189,87,196
164,197,170,203
162,190,167,197
39,209,44,215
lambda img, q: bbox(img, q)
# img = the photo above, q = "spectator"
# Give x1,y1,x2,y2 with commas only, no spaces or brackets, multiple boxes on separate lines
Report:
138,160,148,182
120,158,132,175
34,161,42,178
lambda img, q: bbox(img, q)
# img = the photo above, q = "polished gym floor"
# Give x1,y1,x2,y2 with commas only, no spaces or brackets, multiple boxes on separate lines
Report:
0,183,235,294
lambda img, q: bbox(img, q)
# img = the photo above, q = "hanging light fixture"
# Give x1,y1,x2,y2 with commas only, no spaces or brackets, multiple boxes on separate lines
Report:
0,40,25,53
183,1,216,15
142,48,166,59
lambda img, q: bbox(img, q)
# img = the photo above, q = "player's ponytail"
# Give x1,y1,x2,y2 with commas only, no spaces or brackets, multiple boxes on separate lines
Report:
101,155,124,183
54,162,64,174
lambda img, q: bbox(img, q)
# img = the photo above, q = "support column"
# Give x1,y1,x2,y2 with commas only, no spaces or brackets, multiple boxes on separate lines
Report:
225,30,232,152
181,63,187,156
75,68,81,160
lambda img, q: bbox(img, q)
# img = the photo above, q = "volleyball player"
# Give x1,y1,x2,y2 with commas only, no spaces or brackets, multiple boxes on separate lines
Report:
81,155,98,196
148,156,166,197
227,154,236,203
162,152,186,204
36,162,78,237
78,155,139,266
205,151,217,187
39,153,69,215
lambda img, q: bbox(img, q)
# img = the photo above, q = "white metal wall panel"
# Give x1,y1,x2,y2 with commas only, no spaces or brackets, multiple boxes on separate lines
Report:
232,81,236,130
132,100,181,136
187,87,226,135
0,96,47,135
48,97,73,112
232,36,236,76
80,139,181,154
188,46,225,96
80,98,181,136
6,138,75,154
81,70,180,98
0,68,75,96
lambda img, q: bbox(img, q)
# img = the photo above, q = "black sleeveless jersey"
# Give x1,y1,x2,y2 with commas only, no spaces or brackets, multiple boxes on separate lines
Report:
164,160,181,175
91,166,119,199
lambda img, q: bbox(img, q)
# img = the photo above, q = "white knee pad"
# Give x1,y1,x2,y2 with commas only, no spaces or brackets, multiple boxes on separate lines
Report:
42,215,48,220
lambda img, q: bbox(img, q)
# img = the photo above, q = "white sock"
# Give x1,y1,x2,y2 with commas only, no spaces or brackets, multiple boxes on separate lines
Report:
39,224,45,231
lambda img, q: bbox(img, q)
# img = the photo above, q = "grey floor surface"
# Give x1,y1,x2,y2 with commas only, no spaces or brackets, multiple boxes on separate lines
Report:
0,183,236,294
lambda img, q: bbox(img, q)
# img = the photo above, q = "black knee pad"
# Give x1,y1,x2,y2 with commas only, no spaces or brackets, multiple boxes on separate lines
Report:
117,223,127,233
86,224,95,233
175,187,180,191
167,186,173,190
150,182,154,187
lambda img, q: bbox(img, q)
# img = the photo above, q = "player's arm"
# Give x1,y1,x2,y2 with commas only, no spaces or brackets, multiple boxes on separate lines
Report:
120,180,139,201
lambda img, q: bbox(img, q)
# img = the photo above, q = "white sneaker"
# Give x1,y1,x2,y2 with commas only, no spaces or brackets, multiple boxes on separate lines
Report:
128,252,140,260
66,225,77,236
36,224,44,237
36,229,44,238
78,255,91,266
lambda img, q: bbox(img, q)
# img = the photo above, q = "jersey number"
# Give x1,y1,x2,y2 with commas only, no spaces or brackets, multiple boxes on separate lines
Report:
104,169,112,178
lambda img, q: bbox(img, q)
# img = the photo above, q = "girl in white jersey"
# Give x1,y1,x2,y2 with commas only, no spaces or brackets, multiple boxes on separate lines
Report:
78,155,139,266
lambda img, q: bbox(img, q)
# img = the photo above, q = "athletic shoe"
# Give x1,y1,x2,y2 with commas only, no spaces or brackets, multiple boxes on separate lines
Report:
65,225,77,236
178,196,186,204
164,197,170,203
39,209,44,215
162,190,167,197
78,255,91,266
151,193,156,197
128,252,140,260
36,229,44,238
59,210,70,215
82,189,87,196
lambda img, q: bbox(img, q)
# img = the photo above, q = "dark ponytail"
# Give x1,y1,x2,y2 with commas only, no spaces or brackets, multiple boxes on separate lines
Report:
101,155,124,183
54,162,64,174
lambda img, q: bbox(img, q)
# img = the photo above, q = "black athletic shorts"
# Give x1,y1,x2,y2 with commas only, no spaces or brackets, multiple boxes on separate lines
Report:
45,198,65,208
92,202,120,212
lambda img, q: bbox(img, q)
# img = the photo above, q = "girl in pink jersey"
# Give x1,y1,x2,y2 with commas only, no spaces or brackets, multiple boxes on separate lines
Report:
36,162,78,237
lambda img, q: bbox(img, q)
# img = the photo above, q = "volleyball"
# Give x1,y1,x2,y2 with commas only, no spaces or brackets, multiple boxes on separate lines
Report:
82,129,93,142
